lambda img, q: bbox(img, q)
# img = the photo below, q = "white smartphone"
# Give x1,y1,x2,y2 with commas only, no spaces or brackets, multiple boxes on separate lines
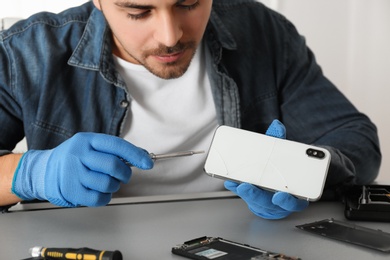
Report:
204,125,331,201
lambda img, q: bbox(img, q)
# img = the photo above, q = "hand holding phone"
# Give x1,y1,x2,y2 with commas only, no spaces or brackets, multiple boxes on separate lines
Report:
221,120,309,219
225,180,309,219
204,122,331,201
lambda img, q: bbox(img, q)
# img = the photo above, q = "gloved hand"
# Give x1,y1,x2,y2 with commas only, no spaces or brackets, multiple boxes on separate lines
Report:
224,119,309,219
11,133,153,207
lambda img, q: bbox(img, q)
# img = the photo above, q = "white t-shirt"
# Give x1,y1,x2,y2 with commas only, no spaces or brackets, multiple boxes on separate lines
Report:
113,44,223,197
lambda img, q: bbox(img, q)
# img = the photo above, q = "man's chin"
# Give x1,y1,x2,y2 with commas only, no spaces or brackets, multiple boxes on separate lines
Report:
144,62,191,79
143,47,197,79
155,69,188,79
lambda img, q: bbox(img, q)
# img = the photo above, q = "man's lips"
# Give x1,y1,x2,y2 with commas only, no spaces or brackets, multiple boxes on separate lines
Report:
152,51,185,63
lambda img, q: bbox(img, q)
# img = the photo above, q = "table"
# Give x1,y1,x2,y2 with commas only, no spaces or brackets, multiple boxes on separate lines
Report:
1,191,389,260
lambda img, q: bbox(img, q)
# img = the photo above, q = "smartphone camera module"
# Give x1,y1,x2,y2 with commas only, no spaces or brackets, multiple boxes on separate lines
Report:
306,148,325,159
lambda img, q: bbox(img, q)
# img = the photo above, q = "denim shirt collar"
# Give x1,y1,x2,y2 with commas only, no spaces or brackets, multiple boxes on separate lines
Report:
208,10,237,51
68,8,126,88
204,11,241,128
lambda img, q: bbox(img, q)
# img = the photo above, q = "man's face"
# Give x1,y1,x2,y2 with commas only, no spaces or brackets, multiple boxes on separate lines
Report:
93,0,213,79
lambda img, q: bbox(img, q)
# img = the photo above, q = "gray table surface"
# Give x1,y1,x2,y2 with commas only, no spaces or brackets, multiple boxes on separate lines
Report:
1,191,389,260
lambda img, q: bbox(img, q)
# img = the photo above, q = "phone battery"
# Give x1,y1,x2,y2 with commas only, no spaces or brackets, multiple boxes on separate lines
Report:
172,236,301,260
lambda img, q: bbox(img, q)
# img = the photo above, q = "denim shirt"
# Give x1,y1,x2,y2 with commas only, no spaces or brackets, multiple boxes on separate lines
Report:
0,0,381,198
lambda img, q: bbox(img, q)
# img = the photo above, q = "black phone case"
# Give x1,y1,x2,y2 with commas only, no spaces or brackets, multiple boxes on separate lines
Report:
344,185,390,222
296,218,390,253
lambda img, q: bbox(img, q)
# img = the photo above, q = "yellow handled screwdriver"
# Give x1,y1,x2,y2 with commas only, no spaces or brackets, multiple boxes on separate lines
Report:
29,246,122,260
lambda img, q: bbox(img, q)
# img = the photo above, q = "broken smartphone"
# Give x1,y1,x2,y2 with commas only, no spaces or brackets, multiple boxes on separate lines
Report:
172,236,301,260
204,126,331,201
296,218,390,253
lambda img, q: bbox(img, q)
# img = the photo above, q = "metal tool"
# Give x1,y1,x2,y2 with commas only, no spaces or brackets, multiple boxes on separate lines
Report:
150,150,205,160
121,150,205,167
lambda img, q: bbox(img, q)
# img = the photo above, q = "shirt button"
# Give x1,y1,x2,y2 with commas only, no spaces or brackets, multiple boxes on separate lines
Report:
120,100,129,108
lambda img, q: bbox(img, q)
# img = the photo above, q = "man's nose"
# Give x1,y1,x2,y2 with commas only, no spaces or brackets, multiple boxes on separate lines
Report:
154,12,183,47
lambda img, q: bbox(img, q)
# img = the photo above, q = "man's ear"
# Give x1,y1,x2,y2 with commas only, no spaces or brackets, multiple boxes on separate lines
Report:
92,0,102,10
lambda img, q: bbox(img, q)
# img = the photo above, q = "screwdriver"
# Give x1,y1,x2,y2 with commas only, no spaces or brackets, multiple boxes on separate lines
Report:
29,246,122,260
121,150,205,167
150,150,205,160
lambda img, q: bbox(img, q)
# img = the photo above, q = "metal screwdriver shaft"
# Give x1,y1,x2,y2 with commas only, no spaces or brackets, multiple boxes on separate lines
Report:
120,150,205,167
150,150,205,160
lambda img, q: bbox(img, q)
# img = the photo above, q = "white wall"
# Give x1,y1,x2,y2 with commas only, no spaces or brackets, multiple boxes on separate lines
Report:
2,0,389,183
0,0,88,19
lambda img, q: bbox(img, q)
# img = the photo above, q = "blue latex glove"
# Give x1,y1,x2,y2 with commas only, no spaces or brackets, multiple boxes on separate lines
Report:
12,133,153,207
224,119,309,219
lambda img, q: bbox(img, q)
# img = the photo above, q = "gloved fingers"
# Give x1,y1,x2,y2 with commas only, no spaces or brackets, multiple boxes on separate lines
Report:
78,190,112,207
46,176,113,208
69,188,112,207
224,180,240,193
247,205,291,219
88,133,154,170
272,191,309,212
235,183,290,219
235,183,275,205
81,151,132,184
265,119,286,139
80,171,122,193
46,197,77,208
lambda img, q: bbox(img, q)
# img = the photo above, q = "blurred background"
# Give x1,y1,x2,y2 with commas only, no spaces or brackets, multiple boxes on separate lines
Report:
1,0,389,183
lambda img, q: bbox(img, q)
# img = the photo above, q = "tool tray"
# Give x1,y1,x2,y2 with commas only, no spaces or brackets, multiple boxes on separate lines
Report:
344,184,390,222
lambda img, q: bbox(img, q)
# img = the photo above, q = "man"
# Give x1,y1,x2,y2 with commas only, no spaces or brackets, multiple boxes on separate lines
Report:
0,0,381,219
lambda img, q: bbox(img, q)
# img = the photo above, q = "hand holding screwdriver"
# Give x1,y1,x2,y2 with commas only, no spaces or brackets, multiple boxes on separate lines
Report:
12,133,154,207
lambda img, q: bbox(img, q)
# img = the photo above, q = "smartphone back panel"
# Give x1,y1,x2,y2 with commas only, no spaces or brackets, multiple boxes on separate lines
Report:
204,126,331,201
